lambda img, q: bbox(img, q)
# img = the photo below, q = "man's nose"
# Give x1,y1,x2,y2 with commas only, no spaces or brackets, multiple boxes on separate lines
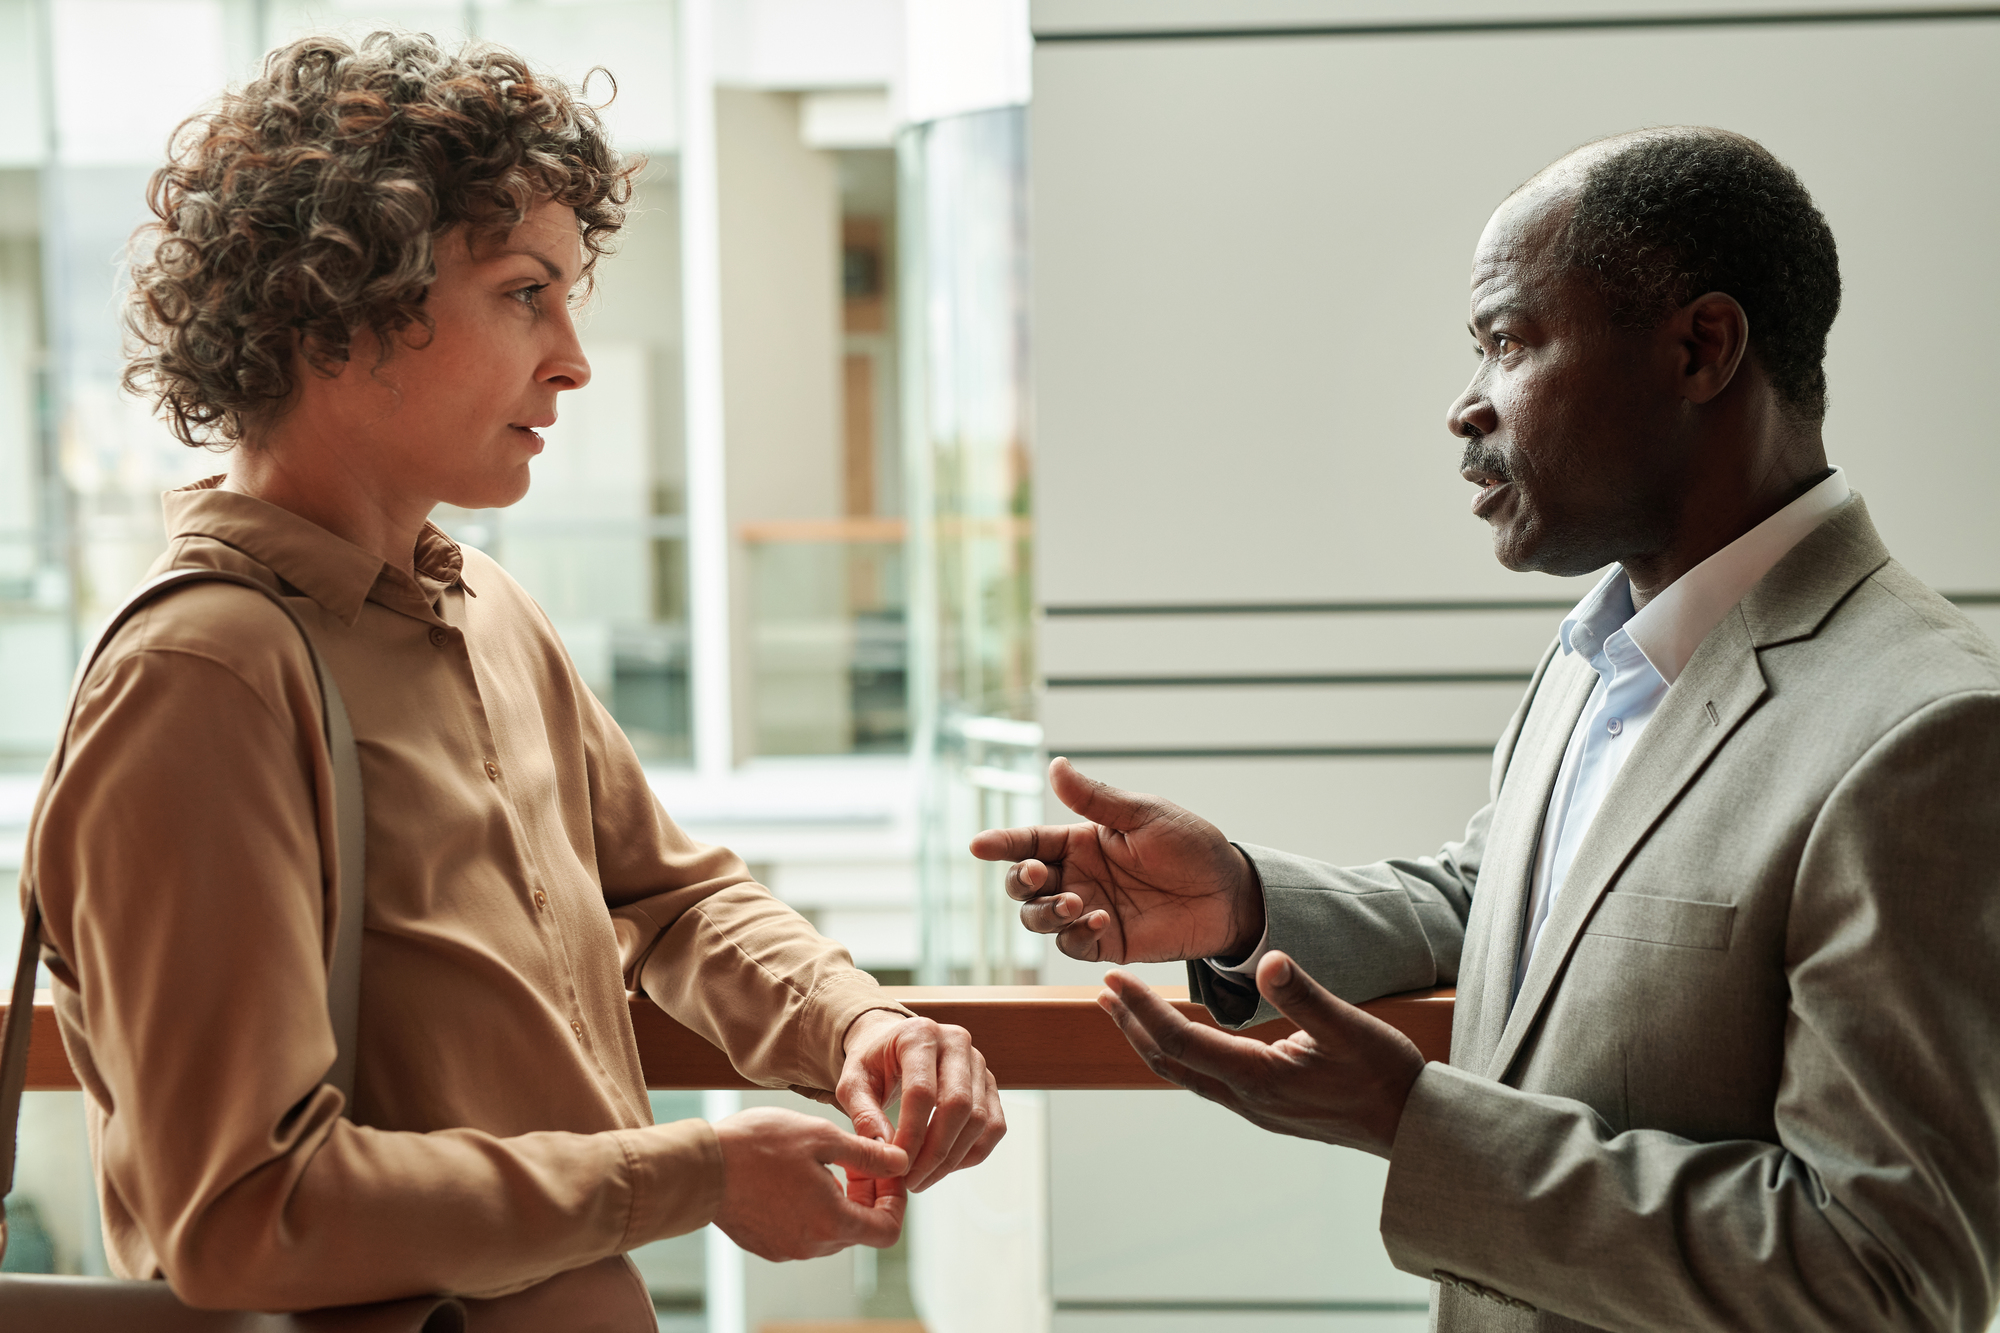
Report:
1446,379,1496,440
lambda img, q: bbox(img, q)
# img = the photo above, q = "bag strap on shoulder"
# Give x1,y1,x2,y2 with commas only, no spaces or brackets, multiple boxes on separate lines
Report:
0,570,366,1243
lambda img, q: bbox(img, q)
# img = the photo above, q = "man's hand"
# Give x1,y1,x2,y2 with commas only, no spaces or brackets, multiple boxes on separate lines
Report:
967,757,1263,964
838,1011,1005,1193
1097,951,1427,1157
711,1107,911,1261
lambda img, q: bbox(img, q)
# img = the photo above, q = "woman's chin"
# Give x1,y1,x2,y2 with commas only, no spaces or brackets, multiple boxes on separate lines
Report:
444,467,534,514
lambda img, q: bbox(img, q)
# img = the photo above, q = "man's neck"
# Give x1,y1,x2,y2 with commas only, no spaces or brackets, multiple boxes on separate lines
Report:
1622,450,1830,611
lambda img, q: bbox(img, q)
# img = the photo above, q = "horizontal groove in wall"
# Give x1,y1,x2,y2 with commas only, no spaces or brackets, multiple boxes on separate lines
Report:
1036,7,2000,43
1045,591,2000,616
1047,670,1534,688
1045,599,1575,617
1056,1299,1433,1313
1058,744,1496,760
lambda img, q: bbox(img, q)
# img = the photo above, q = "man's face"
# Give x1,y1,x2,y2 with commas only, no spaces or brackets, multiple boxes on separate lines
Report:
312,197,590,512
1446,186,1684,577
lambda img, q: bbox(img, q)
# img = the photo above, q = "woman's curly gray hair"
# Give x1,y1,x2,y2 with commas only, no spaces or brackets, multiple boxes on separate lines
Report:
123,30,637,447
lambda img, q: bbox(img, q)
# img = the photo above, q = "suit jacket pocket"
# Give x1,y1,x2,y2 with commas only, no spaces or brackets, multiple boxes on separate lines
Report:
1584,891,1735,951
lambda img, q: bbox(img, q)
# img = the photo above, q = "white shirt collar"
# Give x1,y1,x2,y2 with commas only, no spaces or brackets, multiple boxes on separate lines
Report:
1558,466,1851,685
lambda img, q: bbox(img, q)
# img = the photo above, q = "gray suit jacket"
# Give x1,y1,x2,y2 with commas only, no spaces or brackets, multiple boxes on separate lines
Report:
1189,498,2000,1332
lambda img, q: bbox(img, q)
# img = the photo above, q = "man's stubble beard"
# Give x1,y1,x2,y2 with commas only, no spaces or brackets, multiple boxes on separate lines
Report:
1468,437,1678,580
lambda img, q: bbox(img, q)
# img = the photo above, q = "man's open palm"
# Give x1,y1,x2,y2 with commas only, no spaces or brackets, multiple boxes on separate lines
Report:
967,758,1263,964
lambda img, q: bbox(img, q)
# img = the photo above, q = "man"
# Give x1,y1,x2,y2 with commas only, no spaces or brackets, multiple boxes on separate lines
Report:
973,128,2000,1331
26,33,1001,1323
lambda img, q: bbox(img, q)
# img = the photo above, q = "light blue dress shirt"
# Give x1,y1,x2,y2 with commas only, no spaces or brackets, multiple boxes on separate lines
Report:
1510,574,1668,1000
1510,466,1853,1000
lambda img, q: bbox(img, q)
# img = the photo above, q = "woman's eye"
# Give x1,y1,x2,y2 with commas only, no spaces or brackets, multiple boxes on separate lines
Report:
512,283,549,307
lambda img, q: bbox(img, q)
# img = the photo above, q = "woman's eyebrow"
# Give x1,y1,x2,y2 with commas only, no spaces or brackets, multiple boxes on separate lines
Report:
493,246,566,282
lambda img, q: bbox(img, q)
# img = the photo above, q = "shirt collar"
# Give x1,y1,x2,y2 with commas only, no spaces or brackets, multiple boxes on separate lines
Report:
1624,467,1850,684
1555,466,1851,685
162,477,471,626
1559,565,1637,666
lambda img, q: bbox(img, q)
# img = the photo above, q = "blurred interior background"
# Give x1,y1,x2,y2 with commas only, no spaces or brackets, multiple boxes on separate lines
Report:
1,2,1996,1331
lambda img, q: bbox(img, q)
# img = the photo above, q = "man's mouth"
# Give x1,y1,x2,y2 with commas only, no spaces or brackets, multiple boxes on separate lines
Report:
1459,441,1512,517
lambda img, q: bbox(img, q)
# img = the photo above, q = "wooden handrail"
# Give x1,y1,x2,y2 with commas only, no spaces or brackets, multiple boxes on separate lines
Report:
6,986,1453,1093
740,517,907,544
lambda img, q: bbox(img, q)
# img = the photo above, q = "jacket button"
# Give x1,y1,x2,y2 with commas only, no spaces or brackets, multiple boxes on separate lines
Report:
428,626,448,647
570,1020,584,1040
533,890,548,911
484,759,500,780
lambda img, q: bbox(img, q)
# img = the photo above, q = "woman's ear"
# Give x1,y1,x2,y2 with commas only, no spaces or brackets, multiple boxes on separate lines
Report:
1674,291,1750,406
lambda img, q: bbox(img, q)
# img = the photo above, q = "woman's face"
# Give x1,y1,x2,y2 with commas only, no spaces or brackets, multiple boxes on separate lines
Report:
305,198,591,512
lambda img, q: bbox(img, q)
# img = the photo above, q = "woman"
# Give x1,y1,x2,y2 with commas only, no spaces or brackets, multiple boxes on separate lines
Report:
25,30,1001,1323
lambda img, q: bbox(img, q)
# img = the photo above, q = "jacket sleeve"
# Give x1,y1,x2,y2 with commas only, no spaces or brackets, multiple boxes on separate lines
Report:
1379,690,2000,1333
581,690,911,1100
1188,641,1560,1029
31,630,719,1310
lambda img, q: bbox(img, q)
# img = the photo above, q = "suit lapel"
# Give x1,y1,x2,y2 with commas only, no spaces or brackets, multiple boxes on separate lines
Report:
1451,648,1598,1072
1484,608,1768,1082
1479,495,1891,1082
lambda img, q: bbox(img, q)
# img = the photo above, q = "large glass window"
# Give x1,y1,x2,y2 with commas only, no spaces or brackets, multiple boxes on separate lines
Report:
903,106,1042,985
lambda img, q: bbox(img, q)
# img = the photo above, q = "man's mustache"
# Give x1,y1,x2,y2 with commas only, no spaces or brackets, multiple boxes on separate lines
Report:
1459,438,1511,483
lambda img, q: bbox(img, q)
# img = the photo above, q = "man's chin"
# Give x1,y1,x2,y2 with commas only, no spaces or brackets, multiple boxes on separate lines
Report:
1492,521,1620,580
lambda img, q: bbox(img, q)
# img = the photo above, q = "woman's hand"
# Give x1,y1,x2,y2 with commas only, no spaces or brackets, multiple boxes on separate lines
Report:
837,1012,1005,1193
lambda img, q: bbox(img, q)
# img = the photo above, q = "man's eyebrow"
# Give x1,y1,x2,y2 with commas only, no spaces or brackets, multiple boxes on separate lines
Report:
1469,301,1528,335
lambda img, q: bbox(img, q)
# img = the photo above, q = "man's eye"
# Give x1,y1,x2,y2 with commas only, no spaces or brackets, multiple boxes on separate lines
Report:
1494,334,1522,355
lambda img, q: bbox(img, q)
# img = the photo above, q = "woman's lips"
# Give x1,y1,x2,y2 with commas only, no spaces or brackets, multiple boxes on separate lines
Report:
512,425,545,453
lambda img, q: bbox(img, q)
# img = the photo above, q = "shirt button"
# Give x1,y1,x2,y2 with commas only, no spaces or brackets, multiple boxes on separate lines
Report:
570,1020,584,1040
533,889,548,911
428,626,448,647
1605,717,1623,736
484,758,500,780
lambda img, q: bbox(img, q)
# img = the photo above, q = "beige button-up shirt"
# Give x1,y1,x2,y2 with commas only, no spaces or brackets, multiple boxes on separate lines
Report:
25,480,908,1308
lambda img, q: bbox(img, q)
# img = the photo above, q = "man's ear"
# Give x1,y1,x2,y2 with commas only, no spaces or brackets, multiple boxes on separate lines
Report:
1675,291,1750,406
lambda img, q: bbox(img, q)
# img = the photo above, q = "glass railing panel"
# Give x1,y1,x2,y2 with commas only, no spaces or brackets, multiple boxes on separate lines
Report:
745,522,909,757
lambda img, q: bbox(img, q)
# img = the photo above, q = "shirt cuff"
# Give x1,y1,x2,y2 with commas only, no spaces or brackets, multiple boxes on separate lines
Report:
792,974,916,1101
1206,920,1273,977
615,1118,726,1249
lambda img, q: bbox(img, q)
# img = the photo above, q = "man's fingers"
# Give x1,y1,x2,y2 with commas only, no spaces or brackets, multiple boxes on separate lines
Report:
1005,859,1058,903
1103,969,1271,1080
968,824,1074,865
1019,893,1088,933
1057,915,1112,961
1047,757,1159,832
1255,950,1370,1043
819,1128,910,1180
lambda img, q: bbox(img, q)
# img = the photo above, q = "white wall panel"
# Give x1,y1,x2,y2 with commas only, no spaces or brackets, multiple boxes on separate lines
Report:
1029,13,2000,1327
1040,755,1492,868
1043,607,1560,677
1044,680,1523,751
1049,1089,1430,1305
1055,1315,1425,1333
1032,19,2000,608
1031,0,1974,35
